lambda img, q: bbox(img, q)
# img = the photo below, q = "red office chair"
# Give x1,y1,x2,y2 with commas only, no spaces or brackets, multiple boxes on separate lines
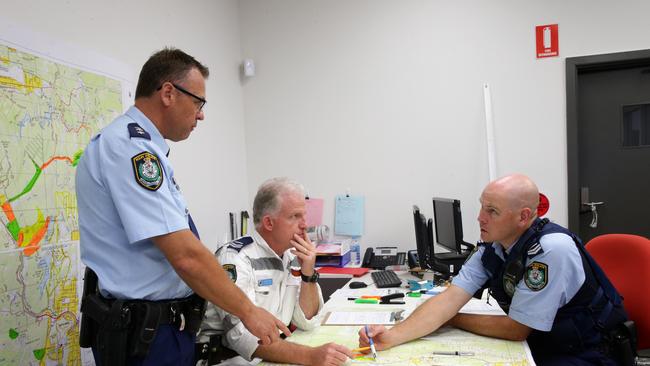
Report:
586,234,650,356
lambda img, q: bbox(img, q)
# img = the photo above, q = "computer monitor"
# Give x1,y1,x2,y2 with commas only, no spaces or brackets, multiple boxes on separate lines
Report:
432,197,465,254
412,205,431,270
413,205,452,276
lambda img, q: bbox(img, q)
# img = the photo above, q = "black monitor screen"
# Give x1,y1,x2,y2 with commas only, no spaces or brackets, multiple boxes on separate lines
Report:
432,197,463,254
412,205,431,270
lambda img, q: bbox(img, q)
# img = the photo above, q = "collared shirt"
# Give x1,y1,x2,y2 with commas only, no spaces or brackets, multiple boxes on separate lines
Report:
76,106,192,300
453,232,585,331
198,230,324,363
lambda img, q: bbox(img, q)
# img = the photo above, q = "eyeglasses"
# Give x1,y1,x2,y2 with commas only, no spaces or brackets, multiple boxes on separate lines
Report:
158,82,207,111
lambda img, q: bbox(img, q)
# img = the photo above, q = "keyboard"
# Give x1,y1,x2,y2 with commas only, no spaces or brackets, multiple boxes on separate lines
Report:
371,270,402,288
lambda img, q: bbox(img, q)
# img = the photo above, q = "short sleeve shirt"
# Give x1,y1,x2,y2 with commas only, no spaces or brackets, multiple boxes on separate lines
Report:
76,106,192,300
453,232,585,331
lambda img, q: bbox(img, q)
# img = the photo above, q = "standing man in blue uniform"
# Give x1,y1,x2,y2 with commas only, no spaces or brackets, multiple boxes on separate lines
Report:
359,174,628,365
76,48,289,366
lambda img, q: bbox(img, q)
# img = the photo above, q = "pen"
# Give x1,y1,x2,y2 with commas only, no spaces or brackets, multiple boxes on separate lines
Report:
431,351,475,356
365,324,377,359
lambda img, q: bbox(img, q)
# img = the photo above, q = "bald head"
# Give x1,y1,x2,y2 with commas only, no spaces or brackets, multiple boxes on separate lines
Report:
488,174,540,215
478,174,540,247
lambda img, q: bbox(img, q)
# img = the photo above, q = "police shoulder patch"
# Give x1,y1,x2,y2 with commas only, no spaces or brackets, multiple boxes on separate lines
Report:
127,123,151,140
223,264,237,282
525,261,548,291
226,236,254,252
131,151,163,191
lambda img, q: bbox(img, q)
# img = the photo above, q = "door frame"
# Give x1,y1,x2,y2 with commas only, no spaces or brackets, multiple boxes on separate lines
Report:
566,48,650,236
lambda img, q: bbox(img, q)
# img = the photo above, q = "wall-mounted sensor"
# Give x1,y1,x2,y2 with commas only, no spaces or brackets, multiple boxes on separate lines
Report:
243,59,255,77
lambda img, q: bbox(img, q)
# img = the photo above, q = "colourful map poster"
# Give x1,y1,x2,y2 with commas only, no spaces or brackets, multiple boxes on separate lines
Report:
0,42,122,365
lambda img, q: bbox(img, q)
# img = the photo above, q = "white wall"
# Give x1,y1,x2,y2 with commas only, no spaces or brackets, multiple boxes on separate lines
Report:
2,0,250,250
239,0,650,251
5,0,650,253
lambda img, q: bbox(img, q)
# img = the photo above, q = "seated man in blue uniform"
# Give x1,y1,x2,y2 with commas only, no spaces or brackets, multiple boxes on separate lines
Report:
76,48,289,366
359,174,628,365
196,177,352,365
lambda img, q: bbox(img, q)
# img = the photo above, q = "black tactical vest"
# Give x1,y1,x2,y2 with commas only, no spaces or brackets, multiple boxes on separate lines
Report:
479,219,627,355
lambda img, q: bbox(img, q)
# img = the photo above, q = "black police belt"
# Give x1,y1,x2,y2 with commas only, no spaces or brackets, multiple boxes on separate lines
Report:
80,288,205,365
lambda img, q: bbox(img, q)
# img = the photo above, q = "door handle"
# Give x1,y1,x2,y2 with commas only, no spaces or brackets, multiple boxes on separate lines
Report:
581,201,604,228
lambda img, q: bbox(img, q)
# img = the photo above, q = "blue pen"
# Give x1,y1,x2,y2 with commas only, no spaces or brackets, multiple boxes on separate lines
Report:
365,324,377,359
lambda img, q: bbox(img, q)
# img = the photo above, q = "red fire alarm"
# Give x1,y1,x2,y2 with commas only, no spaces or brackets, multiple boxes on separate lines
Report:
538,193,550,217
536,24,559,58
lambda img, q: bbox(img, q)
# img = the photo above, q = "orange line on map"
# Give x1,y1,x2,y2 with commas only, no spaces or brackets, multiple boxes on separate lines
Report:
40,156,74,170
22,217,49,256
2,202,15,221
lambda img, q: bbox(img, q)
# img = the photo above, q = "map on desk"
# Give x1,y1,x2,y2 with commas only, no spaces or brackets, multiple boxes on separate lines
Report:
260,325,535,366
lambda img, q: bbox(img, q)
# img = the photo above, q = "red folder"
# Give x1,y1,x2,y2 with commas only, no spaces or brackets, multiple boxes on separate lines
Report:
316,267,369,277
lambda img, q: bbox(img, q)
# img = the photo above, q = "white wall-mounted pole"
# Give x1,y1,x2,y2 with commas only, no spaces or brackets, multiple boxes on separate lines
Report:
483,83,497,181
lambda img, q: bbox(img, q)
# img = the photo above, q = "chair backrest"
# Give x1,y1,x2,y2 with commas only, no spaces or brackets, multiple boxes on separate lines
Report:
586,234,650,350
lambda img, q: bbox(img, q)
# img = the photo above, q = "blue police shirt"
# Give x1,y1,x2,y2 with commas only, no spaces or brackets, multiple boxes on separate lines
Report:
76,106,193,300
452,232,585,331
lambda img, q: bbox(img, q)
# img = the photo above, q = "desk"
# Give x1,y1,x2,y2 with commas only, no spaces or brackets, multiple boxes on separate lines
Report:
260,271,535,366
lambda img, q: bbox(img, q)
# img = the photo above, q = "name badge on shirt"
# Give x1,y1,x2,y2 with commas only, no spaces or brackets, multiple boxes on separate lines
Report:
258,278,273,287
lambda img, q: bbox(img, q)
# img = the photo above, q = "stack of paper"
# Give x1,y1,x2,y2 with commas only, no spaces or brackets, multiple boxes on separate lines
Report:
316,240,350,255
316,240,351,268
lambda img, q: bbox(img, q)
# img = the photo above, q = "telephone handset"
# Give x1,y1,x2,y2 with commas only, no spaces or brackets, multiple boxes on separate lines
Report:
362,246,406,269
407,250,419,269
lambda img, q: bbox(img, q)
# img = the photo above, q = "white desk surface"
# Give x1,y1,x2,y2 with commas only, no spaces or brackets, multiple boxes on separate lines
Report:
262,272,535,365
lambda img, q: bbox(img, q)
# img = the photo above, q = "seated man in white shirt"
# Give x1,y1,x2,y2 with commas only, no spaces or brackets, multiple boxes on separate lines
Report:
197,177,352,366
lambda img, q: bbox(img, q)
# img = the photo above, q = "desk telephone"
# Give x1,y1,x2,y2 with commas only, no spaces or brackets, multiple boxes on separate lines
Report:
362,247,406,269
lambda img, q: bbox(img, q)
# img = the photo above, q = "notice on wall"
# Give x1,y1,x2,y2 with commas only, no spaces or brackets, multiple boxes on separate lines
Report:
536,24,559,58
306,197,324,227
334,195,364,236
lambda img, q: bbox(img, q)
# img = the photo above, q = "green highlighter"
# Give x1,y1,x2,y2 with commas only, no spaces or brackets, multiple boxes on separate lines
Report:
355,298,379,304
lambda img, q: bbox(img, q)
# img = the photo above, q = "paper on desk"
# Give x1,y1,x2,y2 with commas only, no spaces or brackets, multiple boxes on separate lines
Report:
324,311,399,325
459,299,505,315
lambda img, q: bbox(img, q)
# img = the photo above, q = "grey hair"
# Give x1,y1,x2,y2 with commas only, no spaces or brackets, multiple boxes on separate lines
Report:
253,177,305,229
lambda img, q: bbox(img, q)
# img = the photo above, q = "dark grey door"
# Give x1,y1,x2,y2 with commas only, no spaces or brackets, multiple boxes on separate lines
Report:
567,50,650,243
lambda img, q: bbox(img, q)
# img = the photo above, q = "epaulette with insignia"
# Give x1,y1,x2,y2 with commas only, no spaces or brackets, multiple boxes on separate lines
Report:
527,242,544,257
128,123,151,140
226,236,254,252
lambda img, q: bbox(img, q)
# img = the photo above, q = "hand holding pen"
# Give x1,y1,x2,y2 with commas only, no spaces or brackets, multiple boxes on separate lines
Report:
357,324,390,356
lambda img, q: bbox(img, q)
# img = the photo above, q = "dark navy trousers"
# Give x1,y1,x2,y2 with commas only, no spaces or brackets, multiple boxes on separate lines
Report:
92,325,195,366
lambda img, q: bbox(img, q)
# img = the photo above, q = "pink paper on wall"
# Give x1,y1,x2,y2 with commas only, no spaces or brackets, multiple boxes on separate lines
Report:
305,198,324,227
